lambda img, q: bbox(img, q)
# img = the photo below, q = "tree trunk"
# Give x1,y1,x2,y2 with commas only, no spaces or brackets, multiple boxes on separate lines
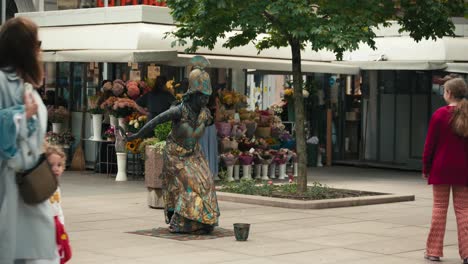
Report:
290,39,307,193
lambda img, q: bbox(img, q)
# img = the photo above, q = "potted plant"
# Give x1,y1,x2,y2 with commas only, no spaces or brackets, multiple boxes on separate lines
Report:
220,151,239,182
142,121,172,209
48,106,69,133
88,94,104,141
113,98,137,130
103,127,115,141
100,96,118,127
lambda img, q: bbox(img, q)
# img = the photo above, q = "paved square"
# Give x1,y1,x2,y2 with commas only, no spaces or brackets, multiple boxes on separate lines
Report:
127,227,234,241
61,167,464,264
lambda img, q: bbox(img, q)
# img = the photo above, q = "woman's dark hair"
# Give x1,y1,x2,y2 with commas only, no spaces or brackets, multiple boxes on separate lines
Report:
0,17,43,87
154,75,168,92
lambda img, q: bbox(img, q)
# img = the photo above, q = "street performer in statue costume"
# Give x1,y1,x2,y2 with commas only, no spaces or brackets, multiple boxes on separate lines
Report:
117,56,220,233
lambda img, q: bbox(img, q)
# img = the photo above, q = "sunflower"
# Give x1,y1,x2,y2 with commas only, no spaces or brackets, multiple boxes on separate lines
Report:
126,138,143,154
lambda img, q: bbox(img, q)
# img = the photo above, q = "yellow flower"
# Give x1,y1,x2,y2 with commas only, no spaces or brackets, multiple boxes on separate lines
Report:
284,88,294,97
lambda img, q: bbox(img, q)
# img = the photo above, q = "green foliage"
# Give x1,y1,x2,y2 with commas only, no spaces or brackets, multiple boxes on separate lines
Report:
154,121,172,141
165,0,463,193
221,179,273,196
88,107,104,115
166,0,463,60
219,180,369,200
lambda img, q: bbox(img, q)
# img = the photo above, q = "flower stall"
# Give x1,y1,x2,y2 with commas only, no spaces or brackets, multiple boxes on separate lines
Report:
215,89,297,182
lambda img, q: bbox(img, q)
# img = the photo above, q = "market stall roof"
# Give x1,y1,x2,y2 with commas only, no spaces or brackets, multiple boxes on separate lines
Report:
170,54,360,75
42,50,177,63
444,63,468,74
335,61,447,70
22,6,468,72
325,37,468,70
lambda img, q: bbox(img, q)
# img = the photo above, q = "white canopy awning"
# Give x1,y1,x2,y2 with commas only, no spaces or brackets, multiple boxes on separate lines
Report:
170,54,360,75
42,50,177,63
324,37,468,70
444,63,468,74
336,61,447,70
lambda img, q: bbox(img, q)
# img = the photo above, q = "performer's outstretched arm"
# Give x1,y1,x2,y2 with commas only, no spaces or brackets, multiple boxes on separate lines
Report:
126,106,181,141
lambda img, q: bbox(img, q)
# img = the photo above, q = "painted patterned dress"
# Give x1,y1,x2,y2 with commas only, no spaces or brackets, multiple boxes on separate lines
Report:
162,103,220,233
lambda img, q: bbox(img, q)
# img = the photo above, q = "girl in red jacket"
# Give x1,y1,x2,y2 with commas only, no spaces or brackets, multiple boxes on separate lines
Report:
423,77,468,263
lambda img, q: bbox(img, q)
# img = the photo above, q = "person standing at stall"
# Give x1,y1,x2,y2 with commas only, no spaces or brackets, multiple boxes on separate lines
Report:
135,75,175,120
199,85,220,179
423,77,468,263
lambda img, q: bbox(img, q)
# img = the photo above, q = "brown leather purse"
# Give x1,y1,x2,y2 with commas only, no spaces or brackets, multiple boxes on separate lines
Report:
16,154,58,205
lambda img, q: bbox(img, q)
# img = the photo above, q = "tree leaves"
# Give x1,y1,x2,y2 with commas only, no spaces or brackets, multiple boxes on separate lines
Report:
165,0,462,59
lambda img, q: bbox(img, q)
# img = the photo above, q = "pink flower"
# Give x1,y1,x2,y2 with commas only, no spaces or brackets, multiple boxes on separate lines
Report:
102,81,113,91
127,84,140,99
112,82,124,97
267,180,273,185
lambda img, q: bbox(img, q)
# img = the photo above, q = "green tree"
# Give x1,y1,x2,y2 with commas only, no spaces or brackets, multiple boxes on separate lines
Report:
165,0,463,192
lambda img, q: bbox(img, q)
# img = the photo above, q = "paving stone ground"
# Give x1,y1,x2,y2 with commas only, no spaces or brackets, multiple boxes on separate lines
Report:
61,166,463,264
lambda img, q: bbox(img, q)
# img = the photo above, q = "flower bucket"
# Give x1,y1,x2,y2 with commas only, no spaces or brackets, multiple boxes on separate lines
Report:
118,117,127,131
110,115,118,128
226,165,234,182
244,121,257,138
255,126,271,138
261,164,269,180
92,114,103,141
238,155,253,165
242,165,252,180
52,123,62,133
233,223,250,241
115,152,127,181
234,165,240,181
254,164,262,179
216,122,232,138
278,164,286,180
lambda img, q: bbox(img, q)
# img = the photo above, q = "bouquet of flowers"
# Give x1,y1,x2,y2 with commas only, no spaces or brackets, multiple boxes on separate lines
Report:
257,149,273,165
274,148,289,165
126,81,141,99
255,138,269,150
103,127,115,140
256,110,274,127
113,98,136,118
100,96,118,116
46,131,75,146
46,131,60,145
231,123,247,139
102,81,113,92
238,137,256,152
238,152,254,165
112,79,126,97
139,80,151,95
60,130,75,146
88,94,104,114
126,138,143,154
127,113,147,133
48,106,69,123
220,152,238,166
165,79,180,95
270,101,286,116
218,90,248,110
